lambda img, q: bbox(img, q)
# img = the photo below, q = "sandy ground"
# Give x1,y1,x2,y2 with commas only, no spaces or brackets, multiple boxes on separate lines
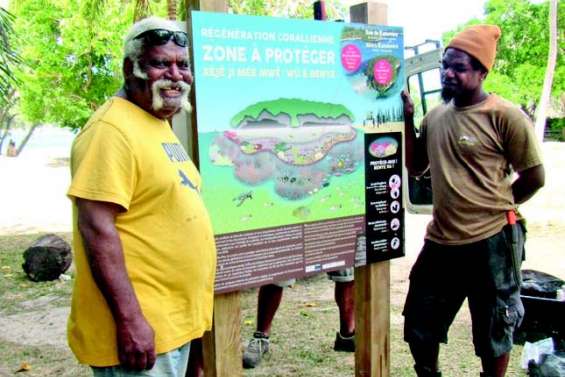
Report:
0,154,72,235
0,142,563,354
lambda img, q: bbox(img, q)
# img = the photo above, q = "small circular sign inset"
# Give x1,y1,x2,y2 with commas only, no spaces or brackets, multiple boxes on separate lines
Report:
374,58,393,86
341,44,362,73
390,200,400,214
391,218,400,231
391,237,400,250
389,174,401,190
391,188,400,199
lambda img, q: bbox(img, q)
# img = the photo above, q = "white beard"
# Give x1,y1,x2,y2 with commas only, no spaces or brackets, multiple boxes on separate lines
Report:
150,79,192,114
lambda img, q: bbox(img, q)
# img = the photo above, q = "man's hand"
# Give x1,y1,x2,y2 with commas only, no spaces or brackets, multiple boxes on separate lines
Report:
116,314,156,370
401,90,415,120
401,90,428,176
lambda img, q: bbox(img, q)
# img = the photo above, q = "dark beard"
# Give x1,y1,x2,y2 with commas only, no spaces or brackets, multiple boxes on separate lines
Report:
441,87,455,103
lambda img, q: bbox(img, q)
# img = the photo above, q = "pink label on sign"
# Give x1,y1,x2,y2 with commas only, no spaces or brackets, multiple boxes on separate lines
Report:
374,59,393,85
341,44,362,73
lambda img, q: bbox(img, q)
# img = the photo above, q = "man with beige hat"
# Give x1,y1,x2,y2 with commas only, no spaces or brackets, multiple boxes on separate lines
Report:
401,25,545,377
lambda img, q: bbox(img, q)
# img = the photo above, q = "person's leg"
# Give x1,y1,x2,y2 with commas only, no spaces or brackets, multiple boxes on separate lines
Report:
185,338,203,377
328,269,355,352
256,284,284,336
469,224,525,377
403,241,466,377
409,341,441,377
334,279,355,336
243,281,291,369
480,353,510,377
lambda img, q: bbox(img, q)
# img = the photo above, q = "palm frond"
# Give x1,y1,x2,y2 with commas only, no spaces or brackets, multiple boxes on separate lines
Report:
134,0,151,22
0,7,22,106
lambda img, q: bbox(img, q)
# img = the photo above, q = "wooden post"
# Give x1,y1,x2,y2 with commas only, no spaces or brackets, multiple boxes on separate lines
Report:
313,1,327,21
201,291,242,377
350,1,387,25
351,5,391,377
184,2,243,377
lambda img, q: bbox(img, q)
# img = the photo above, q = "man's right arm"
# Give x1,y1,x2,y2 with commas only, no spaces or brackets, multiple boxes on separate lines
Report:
401,90,429,177
76,198,156,371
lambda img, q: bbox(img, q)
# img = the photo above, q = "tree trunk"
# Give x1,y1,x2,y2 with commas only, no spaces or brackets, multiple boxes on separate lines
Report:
0,114,15,154
534,0,558,142
0,90,17,154
15,122,39,156
167,0,177,20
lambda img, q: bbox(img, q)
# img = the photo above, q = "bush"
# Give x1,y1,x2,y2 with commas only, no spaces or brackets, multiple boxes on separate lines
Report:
547,118,565,141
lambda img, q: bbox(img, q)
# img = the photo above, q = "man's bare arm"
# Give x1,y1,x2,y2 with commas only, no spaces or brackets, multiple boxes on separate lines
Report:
76,198,156,370
401,90,429,177
512,164,545,204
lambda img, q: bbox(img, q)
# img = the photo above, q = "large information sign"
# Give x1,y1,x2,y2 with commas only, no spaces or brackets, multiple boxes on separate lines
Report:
191,12,405,293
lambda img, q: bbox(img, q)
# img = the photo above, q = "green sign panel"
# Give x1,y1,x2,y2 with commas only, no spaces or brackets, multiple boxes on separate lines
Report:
192,11,405,292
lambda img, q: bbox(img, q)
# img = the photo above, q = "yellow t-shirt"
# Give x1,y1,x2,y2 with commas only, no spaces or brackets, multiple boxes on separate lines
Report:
67,97,216,366
421,94,542,245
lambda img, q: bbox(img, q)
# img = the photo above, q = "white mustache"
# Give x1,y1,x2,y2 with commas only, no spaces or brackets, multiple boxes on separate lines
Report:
151,79,192,114
152,79,191,93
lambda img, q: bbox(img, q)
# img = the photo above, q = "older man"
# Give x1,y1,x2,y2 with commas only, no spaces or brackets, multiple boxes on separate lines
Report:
402,25,544,377
67,17,216,377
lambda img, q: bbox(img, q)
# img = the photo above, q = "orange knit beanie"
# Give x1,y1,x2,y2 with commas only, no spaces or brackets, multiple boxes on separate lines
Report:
446,24,501,71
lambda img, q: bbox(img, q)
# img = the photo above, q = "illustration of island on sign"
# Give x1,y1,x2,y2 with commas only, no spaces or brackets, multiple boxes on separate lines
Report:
209,98,364,201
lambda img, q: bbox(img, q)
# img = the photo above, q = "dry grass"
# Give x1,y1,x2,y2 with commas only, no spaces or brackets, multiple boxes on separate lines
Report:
240,262,528,377
0,232,529,376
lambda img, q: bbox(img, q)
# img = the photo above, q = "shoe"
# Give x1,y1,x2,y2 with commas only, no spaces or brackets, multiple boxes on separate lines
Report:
333,331,355,352
414,364,442,377
242,331,270,369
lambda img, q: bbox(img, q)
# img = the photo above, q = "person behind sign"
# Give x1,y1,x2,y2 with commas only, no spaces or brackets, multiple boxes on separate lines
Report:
67,17,216,377
241,270,356,369
186,274,355,375
401,25,544,377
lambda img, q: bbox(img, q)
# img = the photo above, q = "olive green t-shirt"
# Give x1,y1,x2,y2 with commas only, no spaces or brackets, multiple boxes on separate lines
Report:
421,94,542,245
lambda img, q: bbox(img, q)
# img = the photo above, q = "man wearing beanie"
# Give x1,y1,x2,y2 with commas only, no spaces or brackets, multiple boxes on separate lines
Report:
401,25,545,377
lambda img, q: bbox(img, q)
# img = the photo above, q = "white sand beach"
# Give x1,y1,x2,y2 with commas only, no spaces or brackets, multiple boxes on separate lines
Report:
0,126,74,235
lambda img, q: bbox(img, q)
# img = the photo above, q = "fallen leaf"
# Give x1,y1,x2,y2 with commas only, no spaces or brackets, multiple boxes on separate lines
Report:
244,320,253,326
1,266,11,271
15,362,31,373
304,302,318,308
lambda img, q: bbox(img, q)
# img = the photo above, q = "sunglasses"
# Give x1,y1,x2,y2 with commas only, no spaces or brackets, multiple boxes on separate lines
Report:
134,29,189,48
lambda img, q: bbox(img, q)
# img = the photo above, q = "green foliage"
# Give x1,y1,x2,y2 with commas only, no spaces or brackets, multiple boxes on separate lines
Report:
227,0,346,21
443,0,565,114
10,0,134,130
548,117,565,140
0,7,22,107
